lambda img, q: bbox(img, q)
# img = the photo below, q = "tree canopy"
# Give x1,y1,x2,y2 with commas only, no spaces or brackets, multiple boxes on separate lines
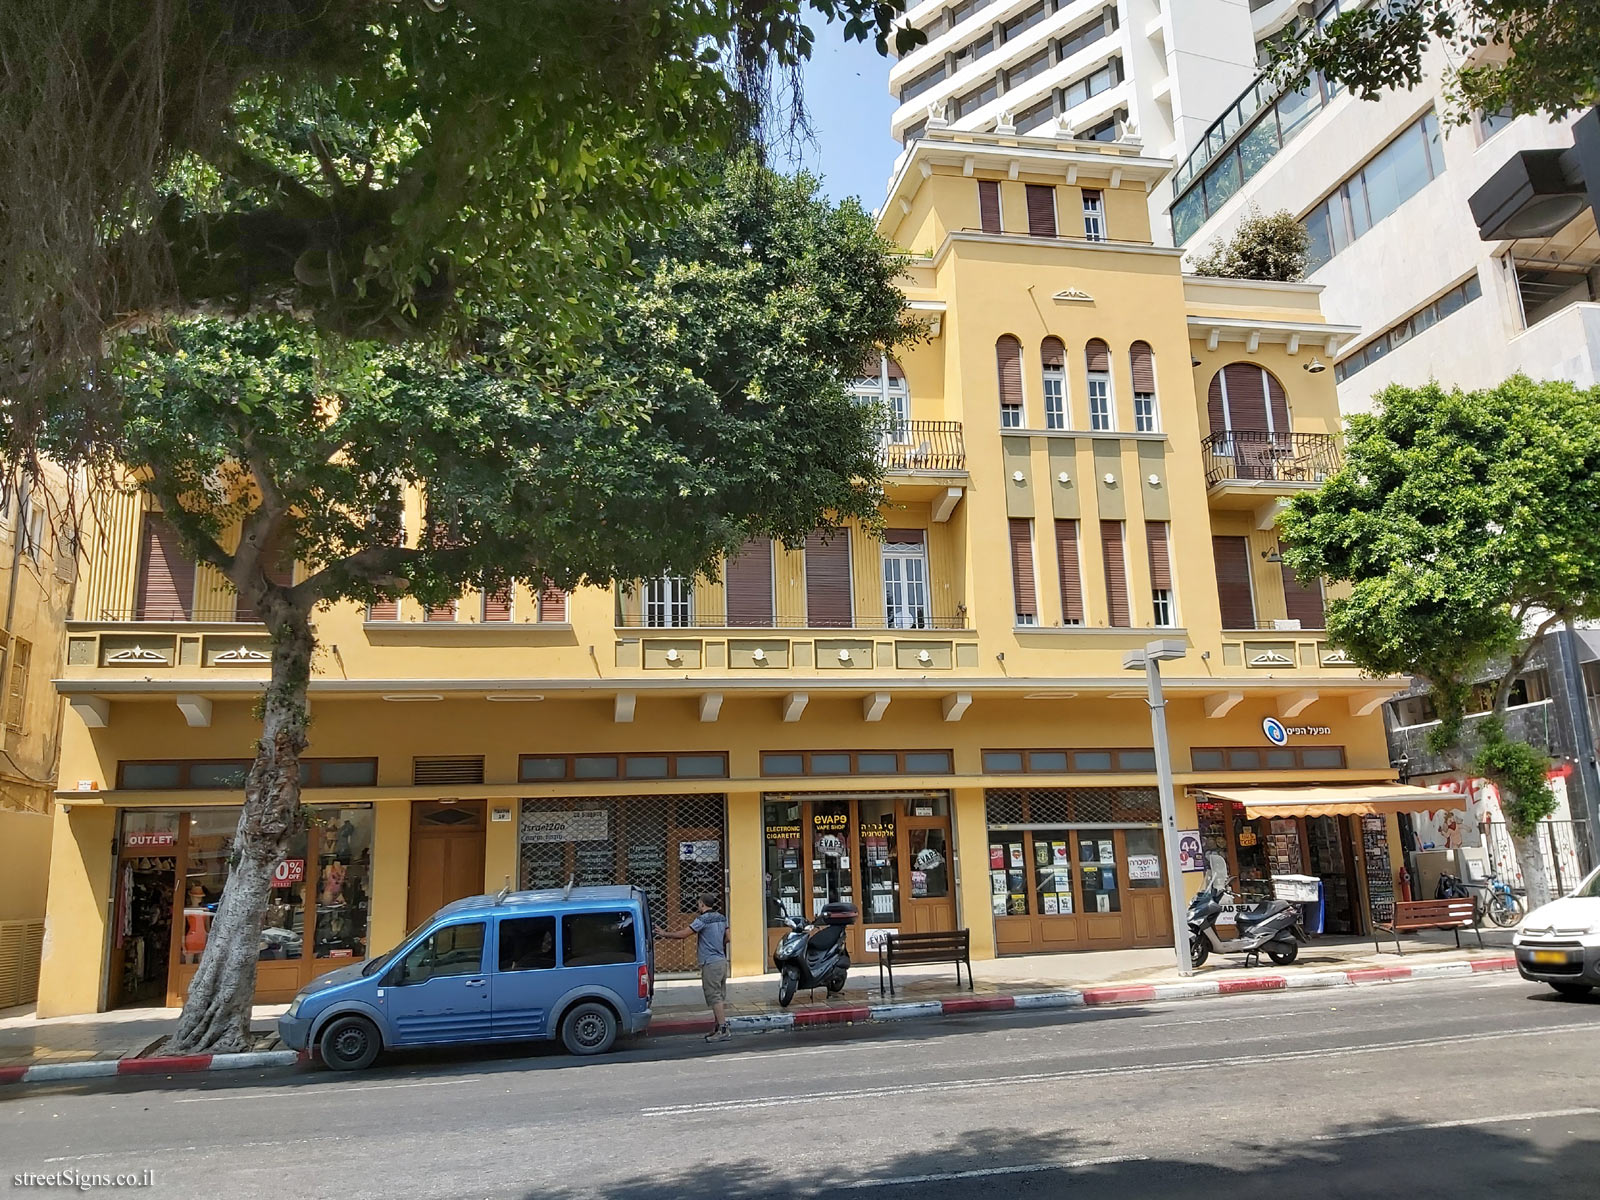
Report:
1280,376,1600,899
1275,1,1599,124
1188,208,1310,282
1,0,922,456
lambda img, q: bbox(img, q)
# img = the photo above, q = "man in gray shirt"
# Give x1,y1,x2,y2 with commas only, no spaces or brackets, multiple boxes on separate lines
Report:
661,892,731,1042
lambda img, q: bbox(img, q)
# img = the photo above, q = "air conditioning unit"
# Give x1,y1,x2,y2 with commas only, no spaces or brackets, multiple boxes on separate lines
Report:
1270,618,1303,631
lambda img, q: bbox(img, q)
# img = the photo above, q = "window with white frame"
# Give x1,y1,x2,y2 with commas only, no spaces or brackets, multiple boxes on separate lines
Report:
644,574,693,627
1081,189,1106,242
849,356,910,444
1085,340,1113,431
1130,341,1158,433
882,539,930,630
18,486,44,563
1042,340,1067,430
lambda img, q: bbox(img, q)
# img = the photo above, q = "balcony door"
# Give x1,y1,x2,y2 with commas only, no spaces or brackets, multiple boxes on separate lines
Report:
882,533,929,630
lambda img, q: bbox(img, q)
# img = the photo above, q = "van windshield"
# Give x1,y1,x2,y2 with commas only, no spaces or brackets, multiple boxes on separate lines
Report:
361,919,429,977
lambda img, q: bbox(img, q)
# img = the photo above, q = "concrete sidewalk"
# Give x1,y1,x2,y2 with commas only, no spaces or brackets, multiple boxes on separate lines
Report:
1,928,1519,1085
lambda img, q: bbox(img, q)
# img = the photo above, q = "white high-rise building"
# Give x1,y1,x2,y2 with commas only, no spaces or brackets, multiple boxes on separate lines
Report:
885,1,1300,214
1169,17,1599,408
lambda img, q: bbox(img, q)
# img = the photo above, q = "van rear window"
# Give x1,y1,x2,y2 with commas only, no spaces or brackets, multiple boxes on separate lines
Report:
562,911,637,967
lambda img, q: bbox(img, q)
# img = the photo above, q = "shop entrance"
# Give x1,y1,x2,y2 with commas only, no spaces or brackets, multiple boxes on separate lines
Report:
110,814,179,1009
984,788,1172,957
762,792,956,966
407,800,487,930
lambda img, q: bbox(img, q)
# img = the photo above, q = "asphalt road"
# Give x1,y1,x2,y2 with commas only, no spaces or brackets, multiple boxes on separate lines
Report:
3,974,1597,1200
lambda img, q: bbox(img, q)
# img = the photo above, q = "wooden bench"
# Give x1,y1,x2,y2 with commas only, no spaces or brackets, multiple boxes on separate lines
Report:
878,929,973,995
1373,898,1483,955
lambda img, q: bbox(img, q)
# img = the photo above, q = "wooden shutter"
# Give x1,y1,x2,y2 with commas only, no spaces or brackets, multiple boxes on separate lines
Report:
1041,337,1065,368
134,514,195,620
425,600,457,622
1206,371,1227,437
482,587,514,621
804,529,853,627
1212,535,1256,629
1085,339,1110,373
1055,519,1084,624
1130,342,1156,392
1025,184,1057,237
368,598,399,621
1222,363,1269,431
1265,369,1291,433
1280,560,1325,628
997,335,1023,414
725,538,774,627
885,358,905,381
1101,520,1130,628
978,180,1001,233
1146,521,1172,589
1008,519,1037,622
884,528,926,544
539,579,567,623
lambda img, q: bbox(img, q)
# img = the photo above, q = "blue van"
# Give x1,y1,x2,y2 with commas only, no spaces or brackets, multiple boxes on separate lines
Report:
278,885,654,1070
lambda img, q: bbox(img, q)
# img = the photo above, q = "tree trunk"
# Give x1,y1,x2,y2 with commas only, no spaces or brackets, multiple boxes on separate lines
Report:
1510,828,1555,913
168,608,313,1054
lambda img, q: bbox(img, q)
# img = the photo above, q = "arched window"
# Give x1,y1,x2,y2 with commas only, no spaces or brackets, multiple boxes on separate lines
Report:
1085,339,1113,431
849,354,910,444
1206,363,1292,479
1041,337,1067,430
1129,341,1158,432
996,335,1024,427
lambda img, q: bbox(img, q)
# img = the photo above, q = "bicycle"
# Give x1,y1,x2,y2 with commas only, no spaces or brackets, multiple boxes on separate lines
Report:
1477,872,1526,928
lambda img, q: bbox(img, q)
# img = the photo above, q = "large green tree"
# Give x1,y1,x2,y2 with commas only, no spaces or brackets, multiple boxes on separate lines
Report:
1,0,922,455
1273,1,1598,123
1280,376,1600,909
88,158,918,1052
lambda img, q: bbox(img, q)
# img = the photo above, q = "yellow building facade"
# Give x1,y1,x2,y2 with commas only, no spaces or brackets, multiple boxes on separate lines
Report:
39,130,1416,1017
2,467,76,1008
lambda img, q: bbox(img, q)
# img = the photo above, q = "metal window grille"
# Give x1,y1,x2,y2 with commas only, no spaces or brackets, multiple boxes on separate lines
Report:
413,756,485,786
518,794,728,974
985,787,1160,827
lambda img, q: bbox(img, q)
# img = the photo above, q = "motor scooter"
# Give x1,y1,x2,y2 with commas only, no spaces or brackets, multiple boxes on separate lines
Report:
1188,873,1308,968
772,901,857,1007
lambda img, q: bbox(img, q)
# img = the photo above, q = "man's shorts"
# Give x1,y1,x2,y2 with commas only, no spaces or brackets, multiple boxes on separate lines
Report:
701,958,730,1006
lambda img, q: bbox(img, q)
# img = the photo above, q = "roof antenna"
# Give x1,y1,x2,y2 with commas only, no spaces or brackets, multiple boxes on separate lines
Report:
494,875,512,906
562,873,576,900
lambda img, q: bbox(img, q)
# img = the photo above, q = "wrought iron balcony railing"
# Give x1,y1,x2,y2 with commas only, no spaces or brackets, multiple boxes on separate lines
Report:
877,420,965,473
1200,431,1341,488
615,613,968,631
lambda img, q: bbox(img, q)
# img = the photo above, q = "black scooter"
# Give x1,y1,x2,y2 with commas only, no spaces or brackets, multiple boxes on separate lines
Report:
1188,875,1308,968
773,901,857,1007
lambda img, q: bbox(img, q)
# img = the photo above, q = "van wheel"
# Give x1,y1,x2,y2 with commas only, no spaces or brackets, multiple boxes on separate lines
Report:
1550,982,1594,999
319,1015,381,1071
561,1002,619,1056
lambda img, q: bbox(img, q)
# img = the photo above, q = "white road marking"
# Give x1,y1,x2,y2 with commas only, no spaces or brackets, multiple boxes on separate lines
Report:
1313,1107,1600,1141
170,1076,477,1103
1141,1008,1325,1029
828,1154,1150,1190
642,1020,1599,1117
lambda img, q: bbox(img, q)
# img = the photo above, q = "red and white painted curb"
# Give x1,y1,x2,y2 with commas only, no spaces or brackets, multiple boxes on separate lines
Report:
651,955,1520,1038
0,956,1517,1086
0,1048,303,1087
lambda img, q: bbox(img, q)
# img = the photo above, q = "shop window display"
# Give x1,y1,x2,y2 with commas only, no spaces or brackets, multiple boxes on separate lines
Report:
1124,829,1165,890
764,799,804,925
1030,831,1075,915
312,806,373,960
910,827,950,900
989,836,1029,915
859,797,900,922
1078,835,1121,912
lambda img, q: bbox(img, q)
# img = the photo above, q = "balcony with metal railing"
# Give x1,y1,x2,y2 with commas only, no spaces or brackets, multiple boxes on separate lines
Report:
1200,431,1341,490
878,420,965,474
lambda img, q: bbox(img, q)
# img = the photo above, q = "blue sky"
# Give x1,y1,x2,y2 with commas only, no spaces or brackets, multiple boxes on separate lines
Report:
782,33,903,211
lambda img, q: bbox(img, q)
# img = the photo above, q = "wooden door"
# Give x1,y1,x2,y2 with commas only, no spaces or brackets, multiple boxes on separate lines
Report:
903,817,955,934
407,801,487,929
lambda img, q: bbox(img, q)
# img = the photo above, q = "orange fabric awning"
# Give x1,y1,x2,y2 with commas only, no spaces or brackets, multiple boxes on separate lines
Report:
1195,784,1467,820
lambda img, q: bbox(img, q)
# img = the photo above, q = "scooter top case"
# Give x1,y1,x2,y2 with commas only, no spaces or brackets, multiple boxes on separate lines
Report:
819,902,859,926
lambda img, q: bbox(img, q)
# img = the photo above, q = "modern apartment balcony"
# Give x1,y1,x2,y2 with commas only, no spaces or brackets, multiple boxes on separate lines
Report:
1200,431,1341,518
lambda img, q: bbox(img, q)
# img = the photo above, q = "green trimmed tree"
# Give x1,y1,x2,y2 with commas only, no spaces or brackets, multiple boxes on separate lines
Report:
1280,376,1600,909
89,158,918,1053
1188,207,1310,282
1273,1,1599,124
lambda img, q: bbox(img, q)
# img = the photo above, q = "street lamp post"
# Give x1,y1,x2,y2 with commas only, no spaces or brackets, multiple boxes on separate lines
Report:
1123,639,1193,978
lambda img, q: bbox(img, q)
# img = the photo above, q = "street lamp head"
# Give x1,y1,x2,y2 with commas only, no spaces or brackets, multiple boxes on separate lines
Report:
1145,638,1188,662
1121,650,1147,671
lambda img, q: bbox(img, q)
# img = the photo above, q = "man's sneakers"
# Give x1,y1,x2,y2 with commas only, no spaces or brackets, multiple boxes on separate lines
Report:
704,1024,731,1043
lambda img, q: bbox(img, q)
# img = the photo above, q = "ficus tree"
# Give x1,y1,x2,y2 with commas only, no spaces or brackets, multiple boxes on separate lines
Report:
1272,1,1598,124
1188,207,1310,283
1280,376,1600,909
0,0,923,457
84,158,919,1052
